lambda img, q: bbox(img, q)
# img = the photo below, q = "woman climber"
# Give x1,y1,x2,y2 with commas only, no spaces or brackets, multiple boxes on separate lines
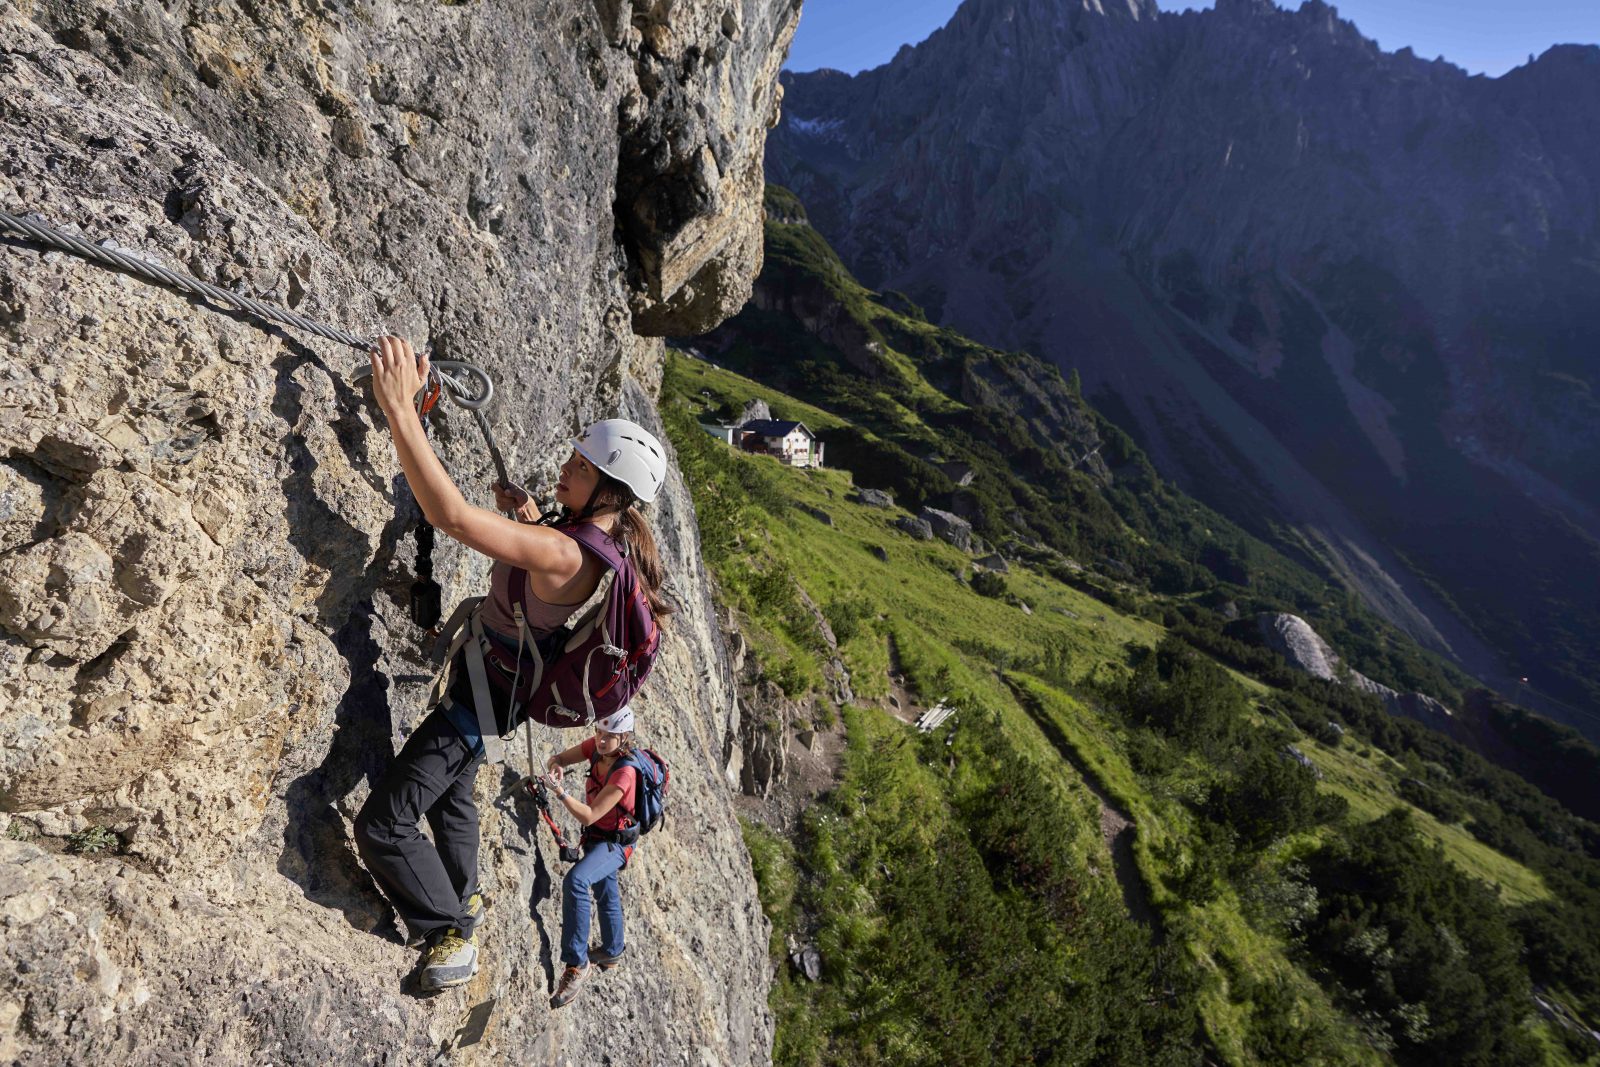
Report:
354,335,672,992
542,705,644,1008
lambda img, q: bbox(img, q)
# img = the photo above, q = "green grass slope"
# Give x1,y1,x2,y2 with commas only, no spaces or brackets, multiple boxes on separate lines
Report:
664,352,1600,1067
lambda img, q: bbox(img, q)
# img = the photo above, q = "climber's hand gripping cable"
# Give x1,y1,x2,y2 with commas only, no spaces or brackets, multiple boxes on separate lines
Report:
369,335,581,576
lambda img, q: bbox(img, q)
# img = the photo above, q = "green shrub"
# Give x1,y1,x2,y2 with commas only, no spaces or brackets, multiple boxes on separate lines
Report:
1208,748,1345,854
1122,636,1246,757
65,826,117,855
822,596,874,645
969,570,1007,598
1303,810,1540,1067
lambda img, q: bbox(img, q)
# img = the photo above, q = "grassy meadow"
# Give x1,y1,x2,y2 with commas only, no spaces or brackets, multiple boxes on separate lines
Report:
664,354,1597,1066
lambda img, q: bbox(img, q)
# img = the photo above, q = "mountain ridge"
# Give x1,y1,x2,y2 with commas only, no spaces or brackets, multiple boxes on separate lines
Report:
768,0,1600,733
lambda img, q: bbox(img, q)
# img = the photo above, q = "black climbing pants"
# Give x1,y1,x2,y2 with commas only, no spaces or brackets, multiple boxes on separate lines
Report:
355,706,484,945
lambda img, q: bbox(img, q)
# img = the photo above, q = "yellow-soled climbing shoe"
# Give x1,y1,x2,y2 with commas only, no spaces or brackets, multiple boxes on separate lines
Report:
419,928,478,991
405,893,485,950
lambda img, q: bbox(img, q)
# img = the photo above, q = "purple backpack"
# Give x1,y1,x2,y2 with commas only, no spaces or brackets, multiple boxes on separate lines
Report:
482,523,661,728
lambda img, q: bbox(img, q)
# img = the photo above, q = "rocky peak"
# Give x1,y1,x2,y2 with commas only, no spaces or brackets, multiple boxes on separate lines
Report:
1213,0,1278,19
770,0,1600,733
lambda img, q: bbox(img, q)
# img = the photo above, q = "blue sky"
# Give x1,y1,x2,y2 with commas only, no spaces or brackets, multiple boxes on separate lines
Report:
784,0,1600,78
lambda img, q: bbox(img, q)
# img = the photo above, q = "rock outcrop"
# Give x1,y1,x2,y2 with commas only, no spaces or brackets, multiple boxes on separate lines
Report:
0,2,795,1063
893,515,934,541
1257,613,1457,734
854,487,892,509
770,0,1600,734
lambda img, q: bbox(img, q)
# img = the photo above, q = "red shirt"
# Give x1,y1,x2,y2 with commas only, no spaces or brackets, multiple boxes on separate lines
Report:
580,737,638,833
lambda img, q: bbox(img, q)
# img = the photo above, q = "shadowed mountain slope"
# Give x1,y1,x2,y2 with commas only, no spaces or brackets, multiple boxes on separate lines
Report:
768,0,1600,735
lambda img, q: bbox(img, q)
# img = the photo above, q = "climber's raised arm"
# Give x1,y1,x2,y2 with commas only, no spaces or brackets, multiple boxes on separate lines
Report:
367,334,581,577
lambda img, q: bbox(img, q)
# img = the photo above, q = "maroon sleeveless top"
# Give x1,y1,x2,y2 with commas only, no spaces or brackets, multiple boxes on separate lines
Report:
478,560,587,639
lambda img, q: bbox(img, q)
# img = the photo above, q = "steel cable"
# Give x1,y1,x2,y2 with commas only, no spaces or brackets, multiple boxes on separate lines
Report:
2,208,510,476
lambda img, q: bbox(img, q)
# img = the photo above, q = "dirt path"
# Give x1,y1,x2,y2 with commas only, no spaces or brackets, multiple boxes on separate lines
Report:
883,633,923,724
1004,679,1164,942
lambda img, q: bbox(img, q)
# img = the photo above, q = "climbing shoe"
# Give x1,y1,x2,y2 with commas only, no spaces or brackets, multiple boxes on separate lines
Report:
588,944,625,971
419,928,478,991
550,963,590,1008
405,894,485,950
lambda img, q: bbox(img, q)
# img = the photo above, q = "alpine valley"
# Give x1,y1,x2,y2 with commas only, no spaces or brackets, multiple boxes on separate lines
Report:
766,0,1600,737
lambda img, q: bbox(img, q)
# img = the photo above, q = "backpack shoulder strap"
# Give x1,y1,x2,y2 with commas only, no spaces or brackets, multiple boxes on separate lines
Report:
600,753,638,785
597,755,640,815
558,521,627,572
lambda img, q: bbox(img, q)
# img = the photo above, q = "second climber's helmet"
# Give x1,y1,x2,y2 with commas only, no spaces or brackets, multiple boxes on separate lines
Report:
573,418,667,503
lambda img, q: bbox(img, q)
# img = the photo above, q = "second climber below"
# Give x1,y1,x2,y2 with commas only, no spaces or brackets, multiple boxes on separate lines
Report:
354,335,674,991
543,704,643,1008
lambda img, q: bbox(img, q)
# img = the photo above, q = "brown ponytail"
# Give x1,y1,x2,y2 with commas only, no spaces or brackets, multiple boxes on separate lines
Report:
573,477,676,624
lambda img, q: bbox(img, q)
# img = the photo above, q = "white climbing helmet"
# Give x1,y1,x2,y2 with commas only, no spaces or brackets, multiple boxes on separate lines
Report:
596,705,634,734
572,418,666,503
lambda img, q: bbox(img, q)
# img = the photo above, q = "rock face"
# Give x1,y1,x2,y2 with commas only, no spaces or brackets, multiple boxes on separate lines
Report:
855,487,893,508
0,2,795,1063
1257,613,1457,734
738,398,774,424
769,0,1600,733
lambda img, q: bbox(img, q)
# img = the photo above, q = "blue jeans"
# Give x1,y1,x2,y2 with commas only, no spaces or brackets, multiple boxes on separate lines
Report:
560,841,627,967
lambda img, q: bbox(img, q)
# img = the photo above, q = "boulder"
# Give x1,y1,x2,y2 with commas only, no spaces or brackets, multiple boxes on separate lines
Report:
737,398,772,425
1260,614,1463,733
919,507,973,551
1257,613,1341,681
869,544,890,562
894,516,934,541
856,487,894,508
790,944,823,982
974,553,1009,573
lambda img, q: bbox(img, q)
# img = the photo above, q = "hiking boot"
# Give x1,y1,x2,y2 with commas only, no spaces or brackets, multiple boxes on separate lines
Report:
550,963,590,1008
419,928,478,991
588,944,625,971
405,893,485,950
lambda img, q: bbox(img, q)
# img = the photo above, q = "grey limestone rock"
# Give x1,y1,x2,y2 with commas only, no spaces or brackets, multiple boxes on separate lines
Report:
919,506,973,552
856,487,893,508
790,943,822,982
738,398,773,425
1258,613,1343,682
894,515,934,541
0,2,795,1063
1258,613,1460,735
